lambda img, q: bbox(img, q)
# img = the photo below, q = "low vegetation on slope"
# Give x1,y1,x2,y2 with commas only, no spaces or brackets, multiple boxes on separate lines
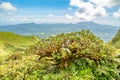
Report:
0,31,38,55
108,29,120,49
0,30,120,80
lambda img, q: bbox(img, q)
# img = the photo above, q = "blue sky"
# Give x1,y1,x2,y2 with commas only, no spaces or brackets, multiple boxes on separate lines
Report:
4,0,70,9
0,0,120,26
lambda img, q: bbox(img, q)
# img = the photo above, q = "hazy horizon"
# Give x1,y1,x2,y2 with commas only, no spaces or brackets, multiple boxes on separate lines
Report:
0,21,119,27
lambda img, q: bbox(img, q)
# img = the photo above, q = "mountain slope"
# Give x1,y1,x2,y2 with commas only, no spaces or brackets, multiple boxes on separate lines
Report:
0,32,39,55
108,29,120,48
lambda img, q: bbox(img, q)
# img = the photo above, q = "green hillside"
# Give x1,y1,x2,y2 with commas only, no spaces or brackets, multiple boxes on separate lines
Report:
108,29,120,48
0,30,120,80
0,31,39,56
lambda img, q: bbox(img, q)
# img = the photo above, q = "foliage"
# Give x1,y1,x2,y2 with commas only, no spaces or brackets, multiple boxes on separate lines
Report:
28,30,116,68
0,30,120,80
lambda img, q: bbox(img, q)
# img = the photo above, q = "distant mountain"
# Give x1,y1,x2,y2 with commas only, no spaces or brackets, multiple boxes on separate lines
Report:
108,29,120,48
0,31,38,55
0,22,119,41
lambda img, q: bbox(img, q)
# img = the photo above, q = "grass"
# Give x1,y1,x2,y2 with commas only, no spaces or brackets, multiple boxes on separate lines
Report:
0,31,39,56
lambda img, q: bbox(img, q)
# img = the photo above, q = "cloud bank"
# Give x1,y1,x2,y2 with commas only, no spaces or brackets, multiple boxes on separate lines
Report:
69,0,120,21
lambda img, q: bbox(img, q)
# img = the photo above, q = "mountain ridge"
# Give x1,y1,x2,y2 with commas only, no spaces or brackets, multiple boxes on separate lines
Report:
0,22,119,41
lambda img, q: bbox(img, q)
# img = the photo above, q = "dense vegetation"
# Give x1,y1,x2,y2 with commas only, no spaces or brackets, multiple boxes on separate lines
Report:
0,30,120,80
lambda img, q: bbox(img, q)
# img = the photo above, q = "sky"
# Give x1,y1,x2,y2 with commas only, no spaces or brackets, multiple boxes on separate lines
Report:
0,0,120,26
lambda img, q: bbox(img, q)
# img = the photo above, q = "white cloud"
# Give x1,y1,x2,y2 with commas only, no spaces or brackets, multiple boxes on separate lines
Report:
75,12,94,21
0,2,17,11
65,14,73,19
69,0,120,26
9,18,16,21
9,17,28,22
68,7,72,10
94,7,107,17
70,0,108,21
70,0,81,7
21,18,28,21
113,8,120,18
89,0,119,8
48,14,53,17
4,14,80,25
